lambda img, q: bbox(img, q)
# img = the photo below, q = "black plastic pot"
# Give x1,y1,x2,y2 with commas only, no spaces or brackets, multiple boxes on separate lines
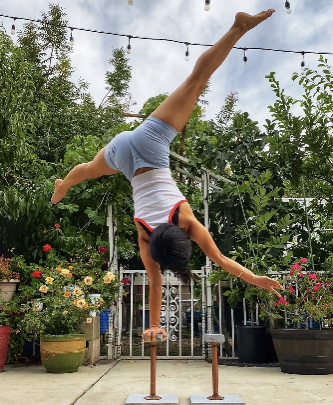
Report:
236,325,277,364
271,329,333,375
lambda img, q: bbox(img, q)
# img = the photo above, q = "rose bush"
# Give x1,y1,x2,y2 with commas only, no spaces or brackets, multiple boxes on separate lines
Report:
262,258,333,328
14,245,119,337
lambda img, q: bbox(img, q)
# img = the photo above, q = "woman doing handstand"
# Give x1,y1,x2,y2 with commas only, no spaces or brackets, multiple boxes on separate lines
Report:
52,9,283,341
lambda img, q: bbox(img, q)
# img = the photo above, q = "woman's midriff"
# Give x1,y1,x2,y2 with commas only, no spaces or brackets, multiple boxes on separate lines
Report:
133,167,157,177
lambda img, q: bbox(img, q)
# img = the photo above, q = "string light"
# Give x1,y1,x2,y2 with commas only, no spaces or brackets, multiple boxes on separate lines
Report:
11,17,16,35
204,0,211,11
185,43,189,61
301,51,305,68
128,0,134,5
1,13,333,69
127,36,132,54
69,28,74,46
243,48,248,66
285,1,292,14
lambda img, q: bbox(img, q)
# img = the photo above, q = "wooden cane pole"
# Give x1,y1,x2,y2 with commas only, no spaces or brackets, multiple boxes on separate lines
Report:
207,342,224,401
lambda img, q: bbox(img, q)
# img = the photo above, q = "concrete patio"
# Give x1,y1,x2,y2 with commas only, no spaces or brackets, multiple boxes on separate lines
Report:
1,360,332,405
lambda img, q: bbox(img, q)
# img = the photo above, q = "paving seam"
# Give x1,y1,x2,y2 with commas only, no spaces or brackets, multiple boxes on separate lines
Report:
71,359,121,404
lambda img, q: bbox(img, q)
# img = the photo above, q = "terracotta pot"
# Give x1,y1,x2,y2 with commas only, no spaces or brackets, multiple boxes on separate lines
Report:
0,326,11,370
40,334,86,373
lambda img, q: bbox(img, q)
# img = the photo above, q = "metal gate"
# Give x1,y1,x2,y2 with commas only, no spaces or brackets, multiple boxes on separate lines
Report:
101,268,240,360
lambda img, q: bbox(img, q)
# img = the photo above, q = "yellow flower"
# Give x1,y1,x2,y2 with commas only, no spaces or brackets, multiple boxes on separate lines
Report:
45,277,54,284
73,287,83,296
106,272,115,281
84,276,93,286
63,310,68,315
39,285,48,293
103,275,113,284
61,268,69,275
74,298,87,308
86,318,93,324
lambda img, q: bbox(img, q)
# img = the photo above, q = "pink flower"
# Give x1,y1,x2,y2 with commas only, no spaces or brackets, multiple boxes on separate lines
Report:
274,302,278,307
291,262,302,271
42,244,52,252
289,270,294,276
302,297,307,302
309,273,317,280
289,286,295,294
278,296,289,306
54,223,60,229
299,272,304,278
300,258,308,263
315,282,321,287
313,286,319,292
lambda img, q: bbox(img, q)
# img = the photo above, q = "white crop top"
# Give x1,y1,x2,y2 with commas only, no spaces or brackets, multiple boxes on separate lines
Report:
131,168,187,232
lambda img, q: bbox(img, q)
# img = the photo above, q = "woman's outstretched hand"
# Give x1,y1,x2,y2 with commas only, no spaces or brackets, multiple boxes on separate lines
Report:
253,275,284,298
142,326,167,342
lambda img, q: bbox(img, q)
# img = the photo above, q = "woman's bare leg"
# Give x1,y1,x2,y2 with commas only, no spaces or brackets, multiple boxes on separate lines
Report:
150,10,275,132
51,146,119,204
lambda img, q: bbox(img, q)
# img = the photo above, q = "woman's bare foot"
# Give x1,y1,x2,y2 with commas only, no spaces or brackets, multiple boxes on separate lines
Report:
51,179,68,204
233,9,275,33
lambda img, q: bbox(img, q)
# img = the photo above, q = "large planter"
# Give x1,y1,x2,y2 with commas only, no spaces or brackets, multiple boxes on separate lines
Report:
40,334,86,373
0,326,11,371
0,280,19,303
236,325,277,364
271,329,333,375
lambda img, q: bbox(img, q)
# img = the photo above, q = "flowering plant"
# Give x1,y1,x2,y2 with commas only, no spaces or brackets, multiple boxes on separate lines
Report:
0,255,20,282
262,258,333,328
16,245,120,337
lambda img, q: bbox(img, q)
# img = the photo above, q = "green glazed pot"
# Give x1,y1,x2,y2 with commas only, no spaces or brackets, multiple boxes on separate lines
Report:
40,334,86,373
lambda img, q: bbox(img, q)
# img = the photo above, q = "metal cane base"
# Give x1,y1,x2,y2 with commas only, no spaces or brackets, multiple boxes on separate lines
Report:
189,395,245,404
126,394,178,404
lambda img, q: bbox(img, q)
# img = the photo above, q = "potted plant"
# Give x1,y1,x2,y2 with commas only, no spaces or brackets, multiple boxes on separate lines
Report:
262,258,333,375
17,245,119,373
0,255,20,303
0,300,13,371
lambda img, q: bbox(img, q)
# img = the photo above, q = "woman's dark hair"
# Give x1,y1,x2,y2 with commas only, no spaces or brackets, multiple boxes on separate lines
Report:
149,223,192,285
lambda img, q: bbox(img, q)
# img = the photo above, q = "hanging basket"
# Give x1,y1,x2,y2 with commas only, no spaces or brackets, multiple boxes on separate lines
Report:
0,326,11,371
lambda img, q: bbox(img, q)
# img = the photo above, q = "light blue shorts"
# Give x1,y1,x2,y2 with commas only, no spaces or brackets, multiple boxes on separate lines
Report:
104,117,178,181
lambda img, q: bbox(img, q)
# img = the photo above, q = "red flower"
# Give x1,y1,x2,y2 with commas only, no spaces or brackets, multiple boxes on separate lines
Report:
278,296,289,306
313,286,319,292
54,223,60,229
300,258,308,263
273,302,278,307
98,246,108,254
121,277,130,285
31,270,42,279
289,286,295,294
42,244,52,252
299,272,304,278
289,270,294,276
309,273,317,280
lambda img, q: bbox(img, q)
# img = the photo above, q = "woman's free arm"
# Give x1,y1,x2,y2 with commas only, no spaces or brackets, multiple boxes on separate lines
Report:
187,218,283,297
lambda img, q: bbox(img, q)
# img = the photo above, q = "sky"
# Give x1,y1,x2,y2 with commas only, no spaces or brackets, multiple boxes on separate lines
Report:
1,0,332,131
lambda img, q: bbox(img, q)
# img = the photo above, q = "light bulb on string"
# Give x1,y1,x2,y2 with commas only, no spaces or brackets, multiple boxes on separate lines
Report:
11,18,16,35
204,0,211,11
127,36,132,54
301,52,305,69
285,1,292,14
69,28,74,46
128,0,134,5
185,43,189,61
243,49,248,67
